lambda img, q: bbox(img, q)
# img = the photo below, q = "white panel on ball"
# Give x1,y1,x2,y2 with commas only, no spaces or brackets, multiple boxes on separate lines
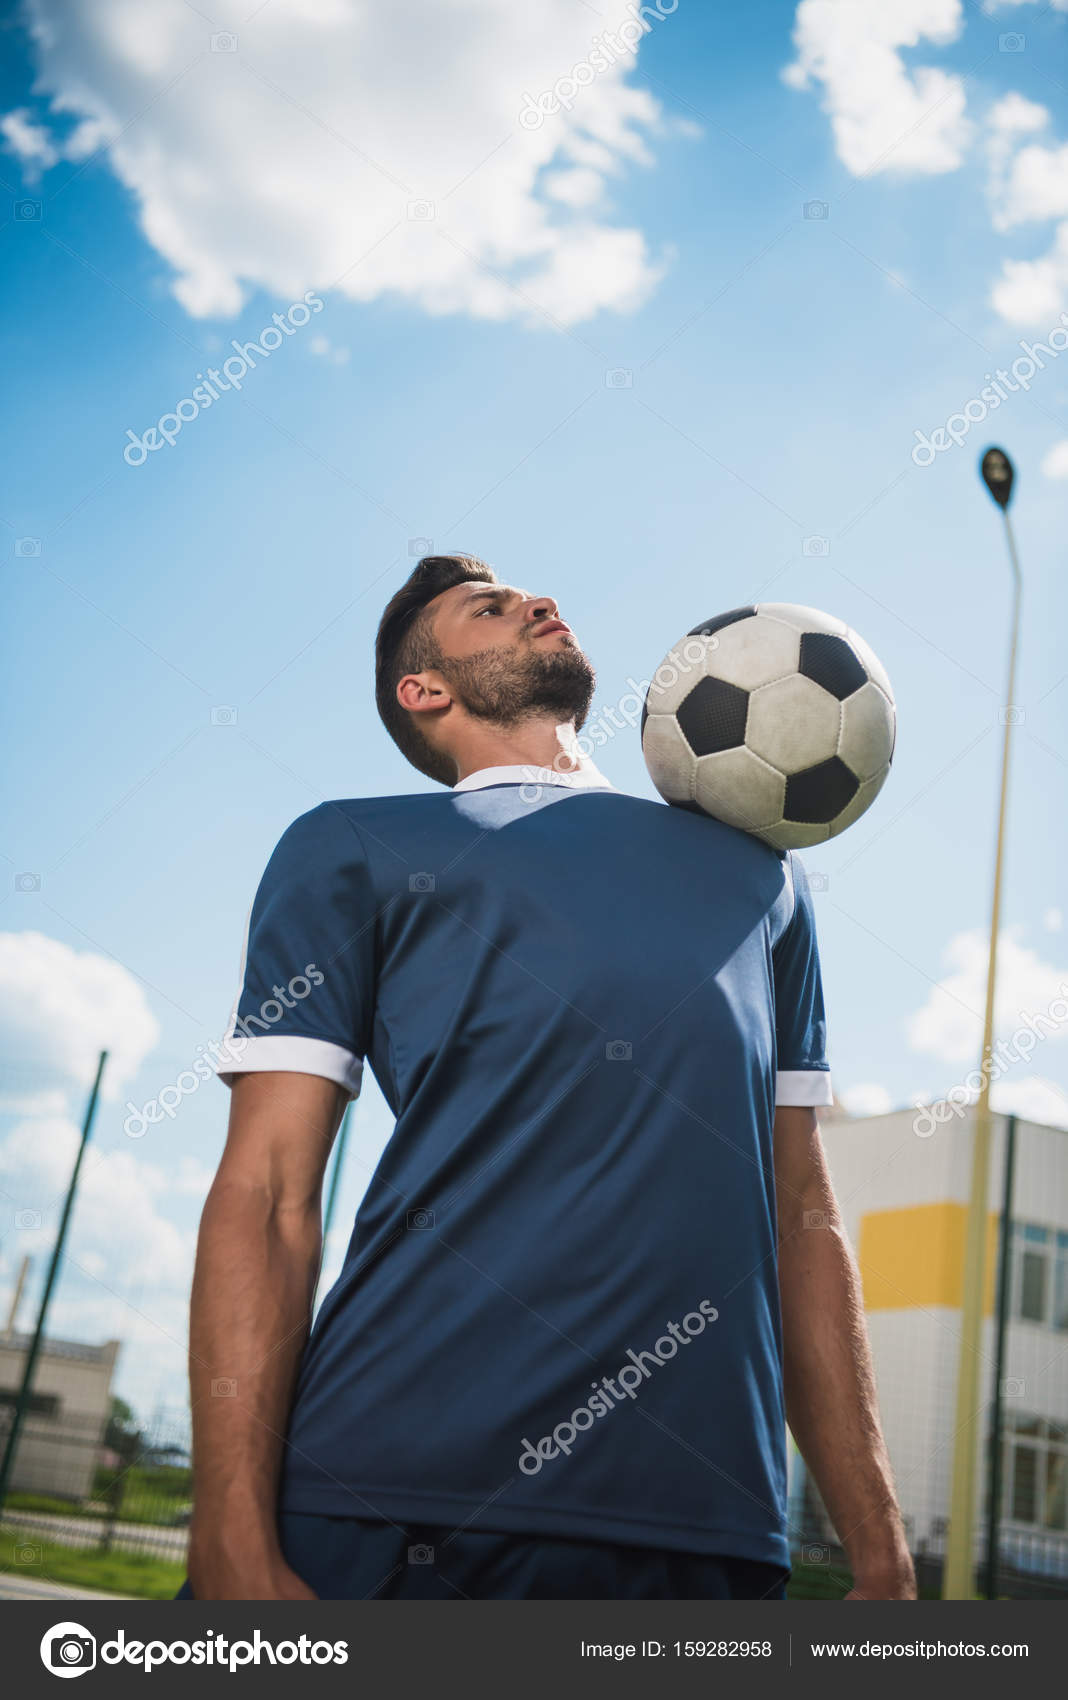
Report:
746,674,841,775
847,628,894,704
756,602,847,637
698,614,800,691
759,818,831,851
838,682,896,782
825,767,890,836
641,713,695,803
643,637,716,717
693,746,786,832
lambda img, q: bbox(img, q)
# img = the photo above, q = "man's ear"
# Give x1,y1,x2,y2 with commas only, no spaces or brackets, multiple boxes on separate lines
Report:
396,671,451,716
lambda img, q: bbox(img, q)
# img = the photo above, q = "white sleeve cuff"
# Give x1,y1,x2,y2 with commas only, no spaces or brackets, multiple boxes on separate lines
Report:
215,1034,363,1099
776,1068,833,1107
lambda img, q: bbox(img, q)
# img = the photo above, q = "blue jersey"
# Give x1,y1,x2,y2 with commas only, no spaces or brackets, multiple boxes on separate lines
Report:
218,763,832,1566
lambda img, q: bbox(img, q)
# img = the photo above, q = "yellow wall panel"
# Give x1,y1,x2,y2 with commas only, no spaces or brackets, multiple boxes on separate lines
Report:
858,1203,999,1315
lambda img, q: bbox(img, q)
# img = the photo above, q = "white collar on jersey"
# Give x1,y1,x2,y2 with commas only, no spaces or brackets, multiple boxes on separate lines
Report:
453,760,617,793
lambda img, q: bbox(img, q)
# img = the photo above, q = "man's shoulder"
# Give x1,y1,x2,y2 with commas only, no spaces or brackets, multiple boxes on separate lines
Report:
278,788,489,849
278,791,451,843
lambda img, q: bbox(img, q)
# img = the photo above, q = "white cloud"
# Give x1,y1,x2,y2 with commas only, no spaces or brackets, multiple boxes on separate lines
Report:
986,101,1068,324
994,142,1068,230
1041,442,1068,480
172,1154,216,1197
0,931,160,1099
907,927,1068,1064
542,166,606,209
986,93,1048,227
982,86,1068,325
783,5,1068,327
0,1086,70,1118
988,92,1048,138
1,1114,195,1292
9,0,683,328
839,1082,894,1117
783,0,970,177
0,1105,198,1411
991,220,1068,324
0,106,58,174
308,333,350,365
992,1074,1068,1129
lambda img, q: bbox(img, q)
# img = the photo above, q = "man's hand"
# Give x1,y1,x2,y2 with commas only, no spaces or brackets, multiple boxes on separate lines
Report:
186,1072,348,1603
844,1542,918,1600
775,1106,917,1603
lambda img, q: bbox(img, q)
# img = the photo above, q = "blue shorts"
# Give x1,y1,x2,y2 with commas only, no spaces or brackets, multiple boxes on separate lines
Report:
175,1513,790,1601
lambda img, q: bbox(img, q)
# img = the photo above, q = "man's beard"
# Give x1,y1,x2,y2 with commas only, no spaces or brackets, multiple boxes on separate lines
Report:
441,638,596,731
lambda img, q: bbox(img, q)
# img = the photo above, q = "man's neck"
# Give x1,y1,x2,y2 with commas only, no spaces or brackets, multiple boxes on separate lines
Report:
451,719,585,787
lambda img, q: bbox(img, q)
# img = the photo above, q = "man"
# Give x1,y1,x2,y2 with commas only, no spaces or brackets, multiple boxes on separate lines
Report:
179,553,915,1602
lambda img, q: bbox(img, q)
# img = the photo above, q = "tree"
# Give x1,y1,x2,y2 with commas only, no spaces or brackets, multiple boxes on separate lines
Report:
104,1395,142,1460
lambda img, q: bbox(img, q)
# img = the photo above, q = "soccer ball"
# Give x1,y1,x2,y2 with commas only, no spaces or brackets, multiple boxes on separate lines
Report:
641,604,896,850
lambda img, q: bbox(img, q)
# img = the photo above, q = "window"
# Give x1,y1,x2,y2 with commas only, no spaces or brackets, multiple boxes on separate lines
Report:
1020,1251,1047,1321
1010,1222,1068,1331
1011,1443,1038,1522
1055,1234,1068,1332
999,1412,1068,1533
0,1388,60,1418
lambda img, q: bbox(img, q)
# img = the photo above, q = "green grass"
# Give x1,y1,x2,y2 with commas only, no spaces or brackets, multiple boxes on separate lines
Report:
0,1524,186,1600
788,1562,942,1600
4,1468,192,1530
0,1526,947,1603
3,1492,85,1518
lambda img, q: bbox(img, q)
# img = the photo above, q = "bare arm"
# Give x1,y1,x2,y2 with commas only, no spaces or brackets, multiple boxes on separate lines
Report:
187,1070,348,1599
774,1105,916,1600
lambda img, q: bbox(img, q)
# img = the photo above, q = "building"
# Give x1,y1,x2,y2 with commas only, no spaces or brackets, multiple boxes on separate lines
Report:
0,1331,121,1501
789,1106,1068,1591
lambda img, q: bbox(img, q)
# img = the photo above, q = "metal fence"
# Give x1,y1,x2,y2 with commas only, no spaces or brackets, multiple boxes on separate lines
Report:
0,1408,190,1571
789,1115,1068,1600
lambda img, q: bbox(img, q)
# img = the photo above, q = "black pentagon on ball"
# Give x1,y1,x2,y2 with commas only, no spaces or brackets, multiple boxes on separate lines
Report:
799,632,868,700
784,757,859,825
676,675,749,755
687,605,756,639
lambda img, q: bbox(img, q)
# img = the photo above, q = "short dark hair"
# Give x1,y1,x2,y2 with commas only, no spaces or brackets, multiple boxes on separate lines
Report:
375,553,497,784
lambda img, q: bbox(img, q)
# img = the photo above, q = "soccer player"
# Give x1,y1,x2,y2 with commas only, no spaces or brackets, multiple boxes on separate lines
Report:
179,554,915,1602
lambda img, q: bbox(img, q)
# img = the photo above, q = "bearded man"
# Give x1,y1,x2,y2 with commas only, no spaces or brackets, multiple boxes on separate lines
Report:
178,553,914,1604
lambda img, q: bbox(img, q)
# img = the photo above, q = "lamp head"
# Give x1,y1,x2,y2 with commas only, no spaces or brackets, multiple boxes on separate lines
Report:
980,446,1015,509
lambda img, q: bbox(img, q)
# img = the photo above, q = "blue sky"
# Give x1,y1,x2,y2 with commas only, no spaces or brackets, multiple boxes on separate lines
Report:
0,0,1066,1422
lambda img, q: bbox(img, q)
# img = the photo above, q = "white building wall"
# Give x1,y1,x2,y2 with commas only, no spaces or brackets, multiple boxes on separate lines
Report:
801,1108,1068,1578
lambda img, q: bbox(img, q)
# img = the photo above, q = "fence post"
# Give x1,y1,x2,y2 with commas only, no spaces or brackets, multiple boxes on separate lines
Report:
984,1112,1017,1600
0,1052,107,1516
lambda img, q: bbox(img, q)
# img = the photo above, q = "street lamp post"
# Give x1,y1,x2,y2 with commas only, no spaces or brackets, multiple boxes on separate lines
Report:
943,448,1022,1600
